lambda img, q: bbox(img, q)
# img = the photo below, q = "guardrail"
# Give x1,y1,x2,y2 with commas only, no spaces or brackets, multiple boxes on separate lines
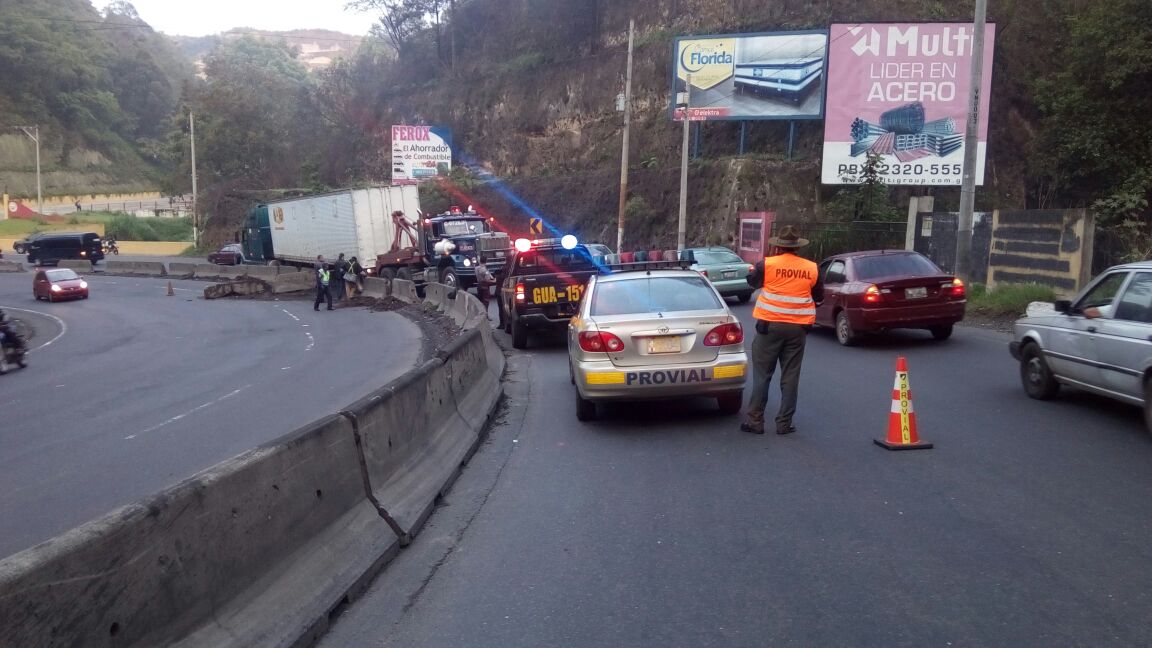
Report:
0,285,505,647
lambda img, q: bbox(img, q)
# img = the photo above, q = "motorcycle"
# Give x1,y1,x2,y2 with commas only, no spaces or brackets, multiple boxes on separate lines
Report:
103,239,120,255
0,323,28,375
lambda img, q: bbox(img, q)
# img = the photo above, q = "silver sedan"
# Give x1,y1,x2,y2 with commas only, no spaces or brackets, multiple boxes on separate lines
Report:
1010,261,1152,432
568,269,748,421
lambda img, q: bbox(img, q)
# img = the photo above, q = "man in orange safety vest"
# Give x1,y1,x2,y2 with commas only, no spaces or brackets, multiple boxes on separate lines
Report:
741,225,824,435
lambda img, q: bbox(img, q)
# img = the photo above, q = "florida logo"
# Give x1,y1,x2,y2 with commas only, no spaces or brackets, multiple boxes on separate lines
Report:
677,38,736,90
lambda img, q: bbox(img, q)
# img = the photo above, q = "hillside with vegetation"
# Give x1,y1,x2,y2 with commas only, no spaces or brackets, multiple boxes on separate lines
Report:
1,0,1148,260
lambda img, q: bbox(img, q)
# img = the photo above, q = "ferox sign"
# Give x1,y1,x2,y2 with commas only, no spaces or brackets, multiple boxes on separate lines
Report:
821,23,996,186
670,31,829,121
391,125,452,184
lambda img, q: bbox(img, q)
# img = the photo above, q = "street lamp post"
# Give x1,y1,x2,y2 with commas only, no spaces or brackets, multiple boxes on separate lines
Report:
15,126,42,216
677,75,692,251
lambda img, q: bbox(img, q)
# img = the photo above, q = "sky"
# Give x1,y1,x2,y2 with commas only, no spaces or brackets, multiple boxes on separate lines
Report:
93,0,380,36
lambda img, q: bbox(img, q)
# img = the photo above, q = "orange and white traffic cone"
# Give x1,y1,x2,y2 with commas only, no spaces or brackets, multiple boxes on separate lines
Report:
874,356,933,451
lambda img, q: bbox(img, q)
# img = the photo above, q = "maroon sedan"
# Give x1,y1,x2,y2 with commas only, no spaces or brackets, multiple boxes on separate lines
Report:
814,250,966,345
33,268,89,302
207,243,246,265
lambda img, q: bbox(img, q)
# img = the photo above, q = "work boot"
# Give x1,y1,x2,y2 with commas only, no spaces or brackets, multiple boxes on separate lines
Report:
776,422,797,435
740,410,765,435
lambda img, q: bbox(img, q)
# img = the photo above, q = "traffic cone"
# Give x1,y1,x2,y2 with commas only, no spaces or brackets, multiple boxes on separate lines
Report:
874,356,933,451
166,281,174,296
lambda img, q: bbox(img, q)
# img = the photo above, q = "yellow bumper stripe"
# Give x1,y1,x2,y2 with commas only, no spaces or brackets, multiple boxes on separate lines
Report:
585,372,627,385
713,364,746,379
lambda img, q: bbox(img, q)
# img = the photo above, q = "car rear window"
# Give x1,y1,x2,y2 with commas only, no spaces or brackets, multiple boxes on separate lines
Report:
46,269,79,281
693,250,742,264
853,254,941,280
515,248,597,274
591,276,721,316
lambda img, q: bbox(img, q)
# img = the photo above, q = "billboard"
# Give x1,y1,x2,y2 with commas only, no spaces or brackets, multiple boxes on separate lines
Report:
391,125,452,184
822,23,996,186
670,31,829,121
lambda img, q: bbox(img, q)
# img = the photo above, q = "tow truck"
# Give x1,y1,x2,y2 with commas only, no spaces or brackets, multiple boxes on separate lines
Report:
498,235,603,349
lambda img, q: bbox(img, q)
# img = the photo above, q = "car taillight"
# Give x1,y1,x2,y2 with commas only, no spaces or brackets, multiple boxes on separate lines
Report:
515,282,525,302
949,278,965,298
697,269,708,277
863,284,881,303
747,265,755,274
579,331,625,353
704,323,743,346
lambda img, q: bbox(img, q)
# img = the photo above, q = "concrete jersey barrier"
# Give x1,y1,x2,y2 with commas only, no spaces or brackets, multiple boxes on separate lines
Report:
361,277,390,299
168,262,199,277
105,260,168,277
57,259,93,272
0,415,397,648
0,261,24,272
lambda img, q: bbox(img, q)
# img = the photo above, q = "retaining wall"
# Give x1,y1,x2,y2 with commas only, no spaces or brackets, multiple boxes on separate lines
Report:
0,285,504,648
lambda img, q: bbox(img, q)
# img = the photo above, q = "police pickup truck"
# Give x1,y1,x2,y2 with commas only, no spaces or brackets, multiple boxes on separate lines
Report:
498,236,602,349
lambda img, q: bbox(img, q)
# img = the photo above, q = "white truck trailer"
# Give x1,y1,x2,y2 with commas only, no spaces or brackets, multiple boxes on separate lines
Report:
241,185,421,270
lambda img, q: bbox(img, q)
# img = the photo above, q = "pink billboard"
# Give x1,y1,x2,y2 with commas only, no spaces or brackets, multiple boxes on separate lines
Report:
821,23,996,186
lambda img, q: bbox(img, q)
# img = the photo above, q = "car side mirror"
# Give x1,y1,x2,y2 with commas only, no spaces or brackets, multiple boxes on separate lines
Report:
1054,299,1072,314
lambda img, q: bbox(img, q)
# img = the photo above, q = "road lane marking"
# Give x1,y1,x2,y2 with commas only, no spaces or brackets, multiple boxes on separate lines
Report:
280,308,300,322
0,305,68,352
124,385,251,440
305,332,315,351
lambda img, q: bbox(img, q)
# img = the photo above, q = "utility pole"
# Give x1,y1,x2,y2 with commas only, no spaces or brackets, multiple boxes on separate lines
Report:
615,19,635,254
190,111,199,249
15,126,41,216
677,75,692,251
955,0,988,284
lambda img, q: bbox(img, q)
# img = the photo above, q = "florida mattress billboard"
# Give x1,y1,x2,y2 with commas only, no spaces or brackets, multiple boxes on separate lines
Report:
392,125,452,184
821,23,996,186
670,31,829,121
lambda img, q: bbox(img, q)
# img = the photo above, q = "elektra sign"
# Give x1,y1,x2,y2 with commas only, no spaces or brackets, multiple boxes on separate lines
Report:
821,23,996,186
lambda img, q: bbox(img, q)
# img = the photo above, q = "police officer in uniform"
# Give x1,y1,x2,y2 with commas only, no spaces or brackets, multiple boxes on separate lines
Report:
741,226,824,435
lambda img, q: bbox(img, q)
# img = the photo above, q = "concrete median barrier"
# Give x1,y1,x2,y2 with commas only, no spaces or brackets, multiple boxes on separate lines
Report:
270,271,314,294
168,262,198,277
422,282,450,310
57,259,93,272
361,277,390,299
204,280,267,299
243,265,279,280
0,414,397,648
0,261,23,272
392,278,419,303
343,357,477,543
105,260,168,277
193,263,244,280
437,327,503,436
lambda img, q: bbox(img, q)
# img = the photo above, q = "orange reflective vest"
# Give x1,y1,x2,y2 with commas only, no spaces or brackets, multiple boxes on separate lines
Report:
752,253,818,325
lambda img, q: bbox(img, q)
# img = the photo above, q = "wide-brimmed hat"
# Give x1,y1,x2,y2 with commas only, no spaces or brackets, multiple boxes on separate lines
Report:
767,225,810,249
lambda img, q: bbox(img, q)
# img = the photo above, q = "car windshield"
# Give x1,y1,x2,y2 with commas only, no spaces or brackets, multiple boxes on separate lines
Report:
693,249,742,264
438,220,486,236
591,276,721,316
46,269,79,281
853,254,941,280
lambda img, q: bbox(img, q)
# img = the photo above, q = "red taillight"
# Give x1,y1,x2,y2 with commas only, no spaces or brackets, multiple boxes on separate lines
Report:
515,282,525,302
747,265,755,274
949,278,965,298
698,269,708,277
579,331,625,353
863,284,881,303
704,323,743,347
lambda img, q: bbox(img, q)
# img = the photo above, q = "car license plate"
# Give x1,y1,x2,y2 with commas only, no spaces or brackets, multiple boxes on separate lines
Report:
905,287,928,299
647,336,681,354
722,271,737,279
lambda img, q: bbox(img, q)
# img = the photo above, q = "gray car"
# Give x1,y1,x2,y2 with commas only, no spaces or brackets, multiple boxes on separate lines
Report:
686,247,755,302
1009,261,1152,432
568,269,748,421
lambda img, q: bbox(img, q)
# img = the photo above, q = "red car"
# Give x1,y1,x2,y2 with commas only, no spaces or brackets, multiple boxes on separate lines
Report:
33,268,89,302
207,243,246,265
814,250,966,345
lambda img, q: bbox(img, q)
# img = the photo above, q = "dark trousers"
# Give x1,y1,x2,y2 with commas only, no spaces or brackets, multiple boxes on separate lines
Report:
314,285,333,310
746,321,808,428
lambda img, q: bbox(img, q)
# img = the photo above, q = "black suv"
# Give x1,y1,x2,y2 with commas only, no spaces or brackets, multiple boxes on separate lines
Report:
26,232,105,266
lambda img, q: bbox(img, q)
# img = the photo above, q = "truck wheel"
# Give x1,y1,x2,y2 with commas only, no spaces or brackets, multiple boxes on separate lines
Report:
512,319,528,349
396,268,412,281
440,268,458,288
379,268,396,280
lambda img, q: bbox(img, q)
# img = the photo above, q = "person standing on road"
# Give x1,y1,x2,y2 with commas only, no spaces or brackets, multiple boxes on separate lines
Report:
331,253,349,303
474,256,495,316
314,261,333,311
345,256,364,298
741,226,824,436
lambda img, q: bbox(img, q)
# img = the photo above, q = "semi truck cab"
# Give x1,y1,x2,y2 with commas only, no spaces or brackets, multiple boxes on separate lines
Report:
422,208,510,289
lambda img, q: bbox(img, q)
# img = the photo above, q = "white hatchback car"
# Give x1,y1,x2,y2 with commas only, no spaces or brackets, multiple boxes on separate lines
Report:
1010,262,1152,431
568,268,748,421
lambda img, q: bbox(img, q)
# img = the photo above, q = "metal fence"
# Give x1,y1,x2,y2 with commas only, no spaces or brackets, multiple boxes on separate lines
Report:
770,220,908,261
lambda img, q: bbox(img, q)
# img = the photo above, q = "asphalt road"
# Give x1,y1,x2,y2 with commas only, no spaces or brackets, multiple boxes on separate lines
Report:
0,273,422,558
322,300,1152,647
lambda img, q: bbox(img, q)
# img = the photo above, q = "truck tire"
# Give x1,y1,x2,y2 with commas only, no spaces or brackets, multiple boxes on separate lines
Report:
512,319,528,349
396,268,412,281
379,268,396,280
440,268,459,288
